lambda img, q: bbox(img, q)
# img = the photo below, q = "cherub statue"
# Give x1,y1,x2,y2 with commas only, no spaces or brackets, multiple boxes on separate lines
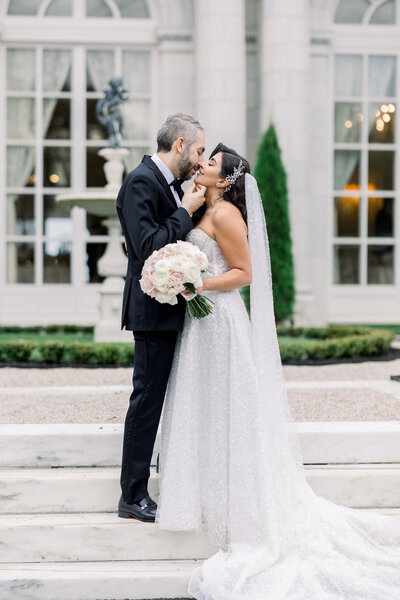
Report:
96,76,128,148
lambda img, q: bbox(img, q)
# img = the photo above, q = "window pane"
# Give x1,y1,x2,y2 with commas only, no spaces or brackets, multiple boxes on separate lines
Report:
368,198,394,237
370,0,395,25
86,0,113,17
116,0,150,18
43,242,71,283
87,99,107,141
43,50,71,92
43,147,71,187
7,147,36,187
43,196,73,237
368,151,394,190
335,0,368,23
7,0,41,15
334,150,360,190
368,56,396,97
7,195,35,235
334,197,360,237
7,98,35,139
368,103,395,143
7,49,35,91
122,99,151,140
86,214,108,235
334,102,362,143
7,242,35,284
87,148,107,187
45,0,73,16
334,246,360,284
335,55,362,96
122,51,151,93
367,245,394,284
86,243,106,283
86,50,114,92
44,99,71,139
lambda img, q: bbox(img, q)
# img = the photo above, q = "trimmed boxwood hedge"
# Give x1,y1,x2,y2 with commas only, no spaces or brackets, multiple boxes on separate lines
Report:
0,325,394,365
276,325,394,362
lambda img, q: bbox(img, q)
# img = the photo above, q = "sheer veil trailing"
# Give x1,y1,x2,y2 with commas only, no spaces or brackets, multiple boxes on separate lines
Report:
188,173,400,599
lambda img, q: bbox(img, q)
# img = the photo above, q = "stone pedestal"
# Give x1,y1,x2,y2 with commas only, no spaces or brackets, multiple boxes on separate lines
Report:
57,148,131,343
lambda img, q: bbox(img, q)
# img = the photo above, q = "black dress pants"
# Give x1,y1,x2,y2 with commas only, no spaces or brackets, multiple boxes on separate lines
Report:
120,330,178,504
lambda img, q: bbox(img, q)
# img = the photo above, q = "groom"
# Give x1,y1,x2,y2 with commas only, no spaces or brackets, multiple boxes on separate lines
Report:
116,113,206,521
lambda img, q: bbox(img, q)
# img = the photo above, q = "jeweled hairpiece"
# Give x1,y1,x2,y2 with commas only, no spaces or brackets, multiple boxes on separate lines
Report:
225,160,245,191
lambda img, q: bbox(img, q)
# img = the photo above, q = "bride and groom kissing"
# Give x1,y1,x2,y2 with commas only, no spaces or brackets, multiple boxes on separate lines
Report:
116,114,400,599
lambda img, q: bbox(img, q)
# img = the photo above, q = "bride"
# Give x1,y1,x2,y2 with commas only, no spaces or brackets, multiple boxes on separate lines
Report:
155,143,400,599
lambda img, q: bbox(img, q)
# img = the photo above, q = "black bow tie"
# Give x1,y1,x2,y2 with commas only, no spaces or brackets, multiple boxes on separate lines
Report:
170,178,184,191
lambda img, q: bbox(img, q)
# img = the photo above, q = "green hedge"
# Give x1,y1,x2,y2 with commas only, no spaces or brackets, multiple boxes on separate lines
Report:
0,325,93,334
0,340,134,365
0,326,394,365
276,326,394,362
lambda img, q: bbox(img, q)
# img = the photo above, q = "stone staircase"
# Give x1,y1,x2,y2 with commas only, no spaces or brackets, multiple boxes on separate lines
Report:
1,421,400,599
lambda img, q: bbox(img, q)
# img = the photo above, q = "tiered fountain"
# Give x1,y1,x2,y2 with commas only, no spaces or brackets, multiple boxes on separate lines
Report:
57,77,131,343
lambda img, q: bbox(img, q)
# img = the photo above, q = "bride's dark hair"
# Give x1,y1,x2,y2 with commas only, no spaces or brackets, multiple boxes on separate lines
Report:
211,143,251,224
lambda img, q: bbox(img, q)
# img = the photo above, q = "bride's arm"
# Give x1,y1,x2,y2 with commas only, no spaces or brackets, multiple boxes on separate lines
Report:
198,204,252,292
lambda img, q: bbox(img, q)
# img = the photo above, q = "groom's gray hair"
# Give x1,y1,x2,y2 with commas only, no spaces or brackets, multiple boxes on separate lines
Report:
157,113,203,152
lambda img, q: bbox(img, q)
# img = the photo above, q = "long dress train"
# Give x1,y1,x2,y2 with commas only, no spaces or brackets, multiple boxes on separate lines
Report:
156,219,400,599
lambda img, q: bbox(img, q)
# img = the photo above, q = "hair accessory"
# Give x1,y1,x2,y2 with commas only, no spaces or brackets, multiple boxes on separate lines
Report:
225,160,245,191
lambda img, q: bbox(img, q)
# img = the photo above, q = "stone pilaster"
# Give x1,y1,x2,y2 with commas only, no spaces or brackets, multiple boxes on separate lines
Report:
260,0,325,324
194,0,246,156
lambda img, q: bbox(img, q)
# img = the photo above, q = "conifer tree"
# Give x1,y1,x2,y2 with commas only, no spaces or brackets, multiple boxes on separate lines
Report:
252,124,295,322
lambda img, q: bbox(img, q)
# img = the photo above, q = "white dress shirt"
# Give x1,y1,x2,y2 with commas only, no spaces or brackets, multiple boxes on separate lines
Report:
151,153,182,208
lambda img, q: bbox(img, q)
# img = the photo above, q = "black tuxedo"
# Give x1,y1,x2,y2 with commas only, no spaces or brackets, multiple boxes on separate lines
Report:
116,155,194,504
116,155,193,331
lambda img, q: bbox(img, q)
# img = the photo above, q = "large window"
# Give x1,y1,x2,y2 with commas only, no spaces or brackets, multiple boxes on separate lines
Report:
4,45,152,285
335,0,396,25
333,53,396,285
7,0,150,18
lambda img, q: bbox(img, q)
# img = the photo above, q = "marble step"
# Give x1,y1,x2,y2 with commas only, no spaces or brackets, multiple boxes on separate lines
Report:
0,513,216,563
0,559,198,600
2,421,400,468
0,508,398,568
2,464,400,515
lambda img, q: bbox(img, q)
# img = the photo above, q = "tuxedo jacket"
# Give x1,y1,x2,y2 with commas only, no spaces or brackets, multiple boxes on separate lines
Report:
116,155,194,331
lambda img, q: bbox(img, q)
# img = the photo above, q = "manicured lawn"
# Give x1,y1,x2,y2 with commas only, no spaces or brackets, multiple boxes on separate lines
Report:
0,332,94,344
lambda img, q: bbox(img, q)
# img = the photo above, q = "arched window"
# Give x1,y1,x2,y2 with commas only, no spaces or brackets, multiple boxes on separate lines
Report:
335,0,396,25
7,0,150,18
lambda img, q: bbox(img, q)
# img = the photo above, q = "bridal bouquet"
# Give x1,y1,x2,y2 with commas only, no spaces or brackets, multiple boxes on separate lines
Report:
139,240,213,319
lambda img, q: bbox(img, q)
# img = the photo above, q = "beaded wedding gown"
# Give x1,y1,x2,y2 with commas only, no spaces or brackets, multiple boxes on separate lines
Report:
156,176,400,599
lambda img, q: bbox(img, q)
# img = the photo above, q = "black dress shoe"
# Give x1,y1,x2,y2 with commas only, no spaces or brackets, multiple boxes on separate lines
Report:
118,494,157,522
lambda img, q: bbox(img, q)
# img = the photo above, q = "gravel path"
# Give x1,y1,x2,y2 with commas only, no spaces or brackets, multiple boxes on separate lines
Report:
0,358,400,423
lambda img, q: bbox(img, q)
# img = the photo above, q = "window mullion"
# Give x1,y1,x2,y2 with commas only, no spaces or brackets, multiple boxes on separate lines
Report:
0,44,6,287
360,52,369,286
36,45,44,287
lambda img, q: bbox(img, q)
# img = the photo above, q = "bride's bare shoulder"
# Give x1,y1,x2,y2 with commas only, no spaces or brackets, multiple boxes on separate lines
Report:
212,201,247,236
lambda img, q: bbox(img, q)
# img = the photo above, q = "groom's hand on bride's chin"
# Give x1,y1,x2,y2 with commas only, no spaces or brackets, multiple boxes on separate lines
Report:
182,183,206,216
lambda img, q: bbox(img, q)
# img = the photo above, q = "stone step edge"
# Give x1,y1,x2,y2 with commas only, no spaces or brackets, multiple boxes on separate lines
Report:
0,508,399,527
0,560,197,600
3,422,400,468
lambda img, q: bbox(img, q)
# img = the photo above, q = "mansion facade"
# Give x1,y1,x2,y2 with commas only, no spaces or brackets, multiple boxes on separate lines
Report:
0,0,399,325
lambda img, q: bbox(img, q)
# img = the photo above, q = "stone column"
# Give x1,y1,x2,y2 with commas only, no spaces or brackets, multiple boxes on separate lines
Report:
260,0,325,325
194,0,246,156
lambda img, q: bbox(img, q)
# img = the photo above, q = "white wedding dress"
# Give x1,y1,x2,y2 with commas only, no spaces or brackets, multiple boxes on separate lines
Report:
156,176,400,599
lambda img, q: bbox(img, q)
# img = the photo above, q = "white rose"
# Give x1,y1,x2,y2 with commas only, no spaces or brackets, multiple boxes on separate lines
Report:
154,259,169,275
154,271,169,287
156,291,177,305
183,262,201,284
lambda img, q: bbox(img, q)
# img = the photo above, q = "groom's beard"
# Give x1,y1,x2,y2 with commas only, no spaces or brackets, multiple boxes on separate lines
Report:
177,149,198,181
